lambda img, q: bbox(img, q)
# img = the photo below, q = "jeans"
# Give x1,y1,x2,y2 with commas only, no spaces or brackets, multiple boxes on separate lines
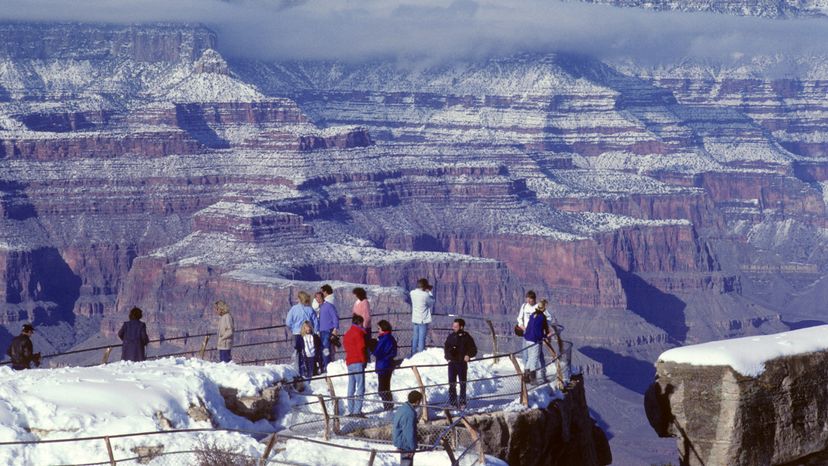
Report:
320,330,333,371
218,349,232,363
525,342,546,382
410,323,429,356
521,339,532,366
400,452,414,466
347,363,365,415
378,371,393,410
448,361,468,406
301,353,316,378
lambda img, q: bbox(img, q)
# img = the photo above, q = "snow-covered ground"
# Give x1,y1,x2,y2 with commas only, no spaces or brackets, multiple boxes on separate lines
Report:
658,325,828,376
0,358,295,464
0,350,555,465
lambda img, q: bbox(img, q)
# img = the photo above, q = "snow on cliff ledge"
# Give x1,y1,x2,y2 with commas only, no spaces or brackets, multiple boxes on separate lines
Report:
658,325,828,377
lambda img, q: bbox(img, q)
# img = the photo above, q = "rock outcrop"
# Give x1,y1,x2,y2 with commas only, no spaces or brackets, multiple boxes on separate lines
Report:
649,331,828,465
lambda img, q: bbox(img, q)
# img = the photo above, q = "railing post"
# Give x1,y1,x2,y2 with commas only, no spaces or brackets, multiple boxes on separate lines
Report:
508,354,528,407
367,449,377,466
410,366,429,421
444,409,458,449
442,437,457,465
198,335,210,360
326,375,337,398
317,395,331,440
101,347,113,365
485,320,498,363
543,340,564,388
460,418,485,465
332,396,341,434
104,436,116,466
260,433,278,466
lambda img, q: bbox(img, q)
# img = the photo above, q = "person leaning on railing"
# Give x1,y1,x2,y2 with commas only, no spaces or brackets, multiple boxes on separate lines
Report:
393,390,423,466
444,318,477,409
214,300,234,363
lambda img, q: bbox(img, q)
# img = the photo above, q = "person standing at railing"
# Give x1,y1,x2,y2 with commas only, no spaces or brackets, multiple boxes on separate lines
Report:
352,287,372,338
317,292,339,373
410,278,435,357
214,300,234,363
6,324,40,370
523,299,551,384
393,390,423,466
444,318,477,409
373,319,398,411
118,307,149,362
287,291,319,372
515,290,551,365
344,314,368,416
298,320,322,378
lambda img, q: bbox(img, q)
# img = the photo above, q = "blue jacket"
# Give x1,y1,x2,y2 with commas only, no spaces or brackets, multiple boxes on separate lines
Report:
392,402,418,452
524,311,549,343
318,302,339,333
372,331,398,375
286,304,318,335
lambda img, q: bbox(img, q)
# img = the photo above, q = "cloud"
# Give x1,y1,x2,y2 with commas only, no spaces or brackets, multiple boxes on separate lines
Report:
1,0,827,65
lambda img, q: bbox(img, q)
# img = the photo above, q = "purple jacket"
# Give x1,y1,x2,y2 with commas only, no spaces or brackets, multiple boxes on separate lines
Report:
319,302,339,333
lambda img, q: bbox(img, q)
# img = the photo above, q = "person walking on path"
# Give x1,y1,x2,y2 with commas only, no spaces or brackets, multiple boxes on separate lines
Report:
118,307,150,362
524,299,551,384
393,390,422,466
286,291,318,371
215,300,234,363
317,292,340,372
6,324,40,370
444,318,477,408
352,287,372,337
372,319,398,410
297,320,322,378
409,278,435,356
344,314,369,416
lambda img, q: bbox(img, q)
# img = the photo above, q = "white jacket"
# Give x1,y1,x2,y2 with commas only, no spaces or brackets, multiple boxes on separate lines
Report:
410,289,435,324
217,312,234,350
516,303,552,328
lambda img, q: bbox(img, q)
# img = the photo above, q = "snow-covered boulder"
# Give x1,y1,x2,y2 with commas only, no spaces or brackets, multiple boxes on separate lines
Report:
652,326,828,466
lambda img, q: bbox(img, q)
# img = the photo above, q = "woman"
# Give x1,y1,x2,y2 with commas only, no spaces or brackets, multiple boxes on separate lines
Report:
297,320,322,378
286,291,318,372
372,320,398,411
215,300,234,363
118,307,150,362
523,299,551,384
352,287,372,337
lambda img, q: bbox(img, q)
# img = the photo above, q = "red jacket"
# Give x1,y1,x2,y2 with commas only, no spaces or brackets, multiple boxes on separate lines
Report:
344,325,368,365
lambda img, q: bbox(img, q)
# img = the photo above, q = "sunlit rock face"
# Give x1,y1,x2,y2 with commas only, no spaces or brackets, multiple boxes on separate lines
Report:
0,22,825,384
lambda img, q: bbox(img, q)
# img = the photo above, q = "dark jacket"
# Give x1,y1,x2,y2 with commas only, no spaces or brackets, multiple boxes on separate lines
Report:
392,402,418,452
118,320,149,362
524,311,550,343
295,333,323,372
6,335,34,369
372,331,398,375
344,325,368,365
444,330,477,363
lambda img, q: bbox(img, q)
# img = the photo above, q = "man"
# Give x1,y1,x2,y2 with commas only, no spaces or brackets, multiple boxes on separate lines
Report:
516,291,551,364
312,284,336,312
6,324,40,370
344,314,368,416
443,318,477,408
317,292,340,372
215,300,234,363
393,390,422,466
409,278,435,357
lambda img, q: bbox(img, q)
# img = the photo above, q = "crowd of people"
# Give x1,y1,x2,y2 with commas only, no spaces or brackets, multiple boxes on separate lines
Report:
4,281,559,466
